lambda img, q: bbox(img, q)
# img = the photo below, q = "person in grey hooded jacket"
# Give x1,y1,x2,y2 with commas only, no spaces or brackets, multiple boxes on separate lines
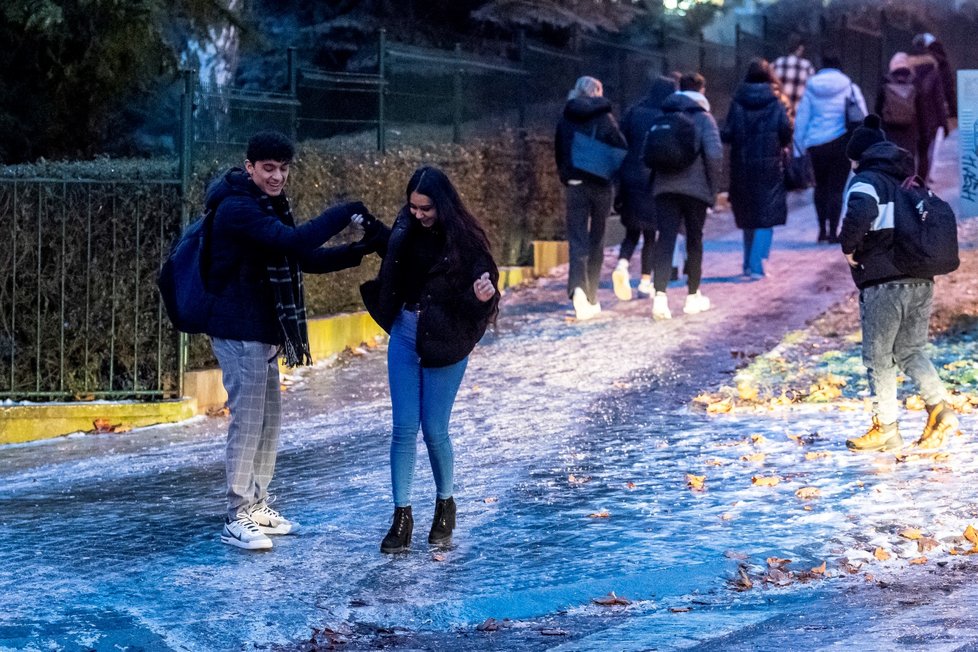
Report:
649,76,723,321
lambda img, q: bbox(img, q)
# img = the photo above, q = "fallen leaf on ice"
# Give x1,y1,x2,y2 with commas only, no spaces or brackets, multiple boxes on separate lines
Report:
587,511,610,518
810,561,827,575
432,553,446,562
899,528,923,540
964,525,978,546
795,487,821,500
918,537,940,553
592,592,630,606
686,474,706,491
741,452,766,463
568,474,591,485
752,475,781,487
909,557,928,565
476,618,500,632
707,399,733,414
766,557,792,568
705,458,726,467
905,395,926,410
729,566,753,591
805,451,831,461
874,547,891,561
750,434,768,445
483,497,498,504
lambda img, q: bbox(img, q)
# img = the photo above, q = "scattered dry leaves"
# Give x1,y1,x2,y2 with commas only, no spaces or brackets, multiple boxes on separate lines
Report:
729,565,753,591
751,475,781,487
918,537,940,553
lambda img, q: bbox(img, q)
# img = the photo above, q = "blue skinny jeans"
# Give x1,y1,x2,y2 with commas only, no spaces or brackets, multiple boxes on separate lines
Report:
388,309,468,507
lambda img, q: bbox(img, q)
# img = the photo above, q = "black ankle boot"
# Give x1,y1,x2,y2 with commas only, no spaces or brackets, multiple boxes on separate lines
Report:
428,497,456,545
380,506,413,553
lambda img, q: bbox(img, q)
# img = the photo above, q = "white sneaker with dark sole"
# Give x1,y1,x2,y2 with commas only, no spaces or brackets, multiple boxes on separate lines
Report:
652,292,672,320
250,500,298,535
222,513,273,550
683,291,711,315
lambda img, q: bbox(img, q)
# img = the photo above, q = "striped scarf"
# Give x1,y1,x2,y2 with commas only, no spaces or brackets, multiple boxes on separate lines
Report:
264,193,312,367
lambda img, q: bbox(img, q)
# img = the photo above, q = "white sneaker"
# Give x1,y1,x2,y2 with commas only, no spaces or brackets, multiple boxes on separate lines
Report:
683,290,711,314
222,512,273,550
573,287,598,320
250,499,298,535
652,292,672,320
612,261,632,301
637,278,653,296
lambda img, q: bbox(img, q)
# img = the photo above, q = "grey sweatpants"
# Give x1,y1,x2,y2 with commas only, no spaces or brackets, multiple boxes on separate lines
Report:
211,337,281,520
859,280,947,424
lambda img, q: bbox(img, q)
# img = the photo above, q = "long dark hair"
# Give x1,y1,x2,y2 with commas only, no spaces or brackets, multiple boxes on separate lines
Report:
404,165,497,279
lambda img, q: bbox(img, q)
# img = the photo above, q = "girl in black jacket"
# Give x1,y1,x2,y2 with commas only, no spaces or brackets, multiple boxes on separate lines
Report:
722,58,793,279
360,166,499,553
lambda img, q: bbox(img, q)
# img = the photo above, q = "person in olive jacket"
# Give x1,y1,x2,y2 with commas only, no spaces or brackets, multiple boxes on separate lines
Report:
205,130,378,551
360,166,500,554
722,58,794,279
554,75,627,320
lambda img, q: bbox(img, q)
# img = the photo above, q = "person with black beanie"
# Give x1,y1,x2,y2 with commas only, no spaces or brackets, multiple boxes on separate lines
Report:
840,115,958,453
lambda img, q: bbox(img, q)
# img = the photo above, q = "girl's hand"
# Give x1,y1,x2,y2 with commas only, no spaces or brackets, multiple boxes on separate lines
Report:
473,272,496,302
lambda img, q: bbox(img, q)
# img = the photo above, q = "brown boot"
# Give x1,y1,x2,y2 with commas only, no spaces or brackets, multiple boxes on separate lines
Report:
914,402,959,450
846,417,903,452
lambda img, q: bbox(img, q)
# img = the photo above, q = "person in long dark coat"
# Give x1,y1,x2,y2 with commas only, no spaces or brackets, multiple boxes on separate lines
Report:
722,58,793,279
611,74,678,301
875,52,920,171
908,36,949,183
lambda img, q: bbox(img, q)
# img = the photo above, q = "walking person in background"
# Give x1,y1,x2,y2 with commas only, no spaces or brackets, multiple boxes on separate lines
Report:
921,33,956,120
360,166,499,554
839,116,959,452
772,34,816,115
722,58,793,280
876,52,921,173
204,130,378,550
554,75,627,320
612,74,678,301
649,72,723,320
908,34,950,184
795,51,867,243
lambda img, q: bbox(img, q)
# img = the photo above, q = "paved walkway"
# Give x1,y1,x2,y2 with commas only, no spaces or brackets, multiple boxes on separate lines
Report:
1,133,975,651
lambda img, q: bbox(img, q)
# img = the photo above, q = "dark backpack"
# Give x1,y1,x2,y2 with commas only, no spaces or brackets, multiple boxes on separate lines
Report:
881,81,917,127
157,210,216,334
643,110,699,173
893,177,959,277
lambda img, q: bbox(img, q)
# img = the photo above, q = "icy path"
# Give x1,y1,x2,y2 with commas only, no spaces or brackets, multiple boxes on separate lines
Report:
3,138,976,650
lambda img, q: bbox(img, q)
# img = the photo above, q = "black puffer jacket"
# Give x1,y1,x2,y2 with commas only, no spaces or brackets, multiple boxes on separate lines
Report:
554,96,627,186
618,76,677,229
839,142,919,289
204,168,367,343
360,209,500,368
722,81,793,230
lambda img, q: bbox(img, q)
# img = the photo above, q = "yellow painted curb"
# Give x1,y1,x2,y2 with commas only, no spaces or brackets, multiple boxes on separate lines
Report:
185,311,388,414
498,265,534,291
0,399,197,445
532,240,569,277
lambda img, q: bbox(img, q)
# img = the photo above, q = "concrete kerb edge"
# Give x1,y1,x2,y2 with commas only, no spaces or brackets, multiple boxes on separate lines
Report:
0,253,557,445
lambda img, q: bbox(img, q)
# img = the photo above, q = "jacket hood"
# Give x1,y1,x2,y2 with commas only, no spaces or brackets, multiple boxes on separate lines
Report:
887,68,914,83
661,92,707,113
805,69,855,99
563,96,613,122
733,82,781,110
639,77,678,109
856,141,914,178
204,167,256,212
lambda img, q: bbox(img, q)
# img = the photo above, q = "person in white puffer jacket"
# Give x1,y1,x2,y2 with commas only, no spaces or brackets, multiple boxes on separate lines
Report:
794,52,867,244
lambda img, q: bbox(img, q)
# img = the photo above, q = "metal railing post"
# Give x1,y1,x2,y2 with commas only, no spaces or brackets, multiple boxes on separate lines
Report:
453,43,462,145
288,46,298,142
378,29,387,153
177,69,196,399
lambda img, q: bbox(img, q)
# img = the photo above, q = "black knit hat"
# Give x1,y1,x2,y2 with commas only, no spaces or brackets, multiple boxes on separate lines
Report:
846,114,887,161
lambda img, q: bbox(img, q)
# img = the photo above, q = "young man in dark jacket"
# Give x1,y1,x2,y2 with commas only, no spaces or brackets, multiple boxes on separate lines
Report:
206,130,379,549
840,116,958,452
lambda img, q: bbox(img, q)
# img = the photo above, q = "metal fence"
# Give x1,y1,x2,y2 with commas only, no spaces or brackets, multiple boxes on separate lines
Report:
0,179,184,400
